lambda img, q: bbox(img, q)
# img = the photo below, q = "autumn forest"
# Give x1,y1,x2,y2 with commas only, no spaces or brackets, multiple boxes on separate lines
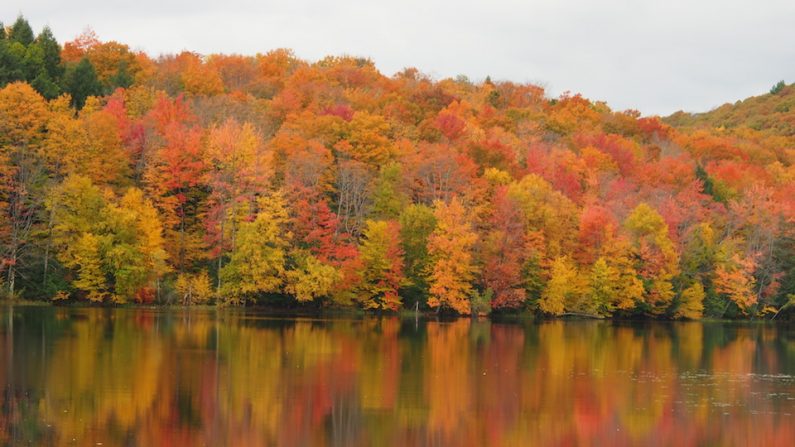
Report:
0,16,793,319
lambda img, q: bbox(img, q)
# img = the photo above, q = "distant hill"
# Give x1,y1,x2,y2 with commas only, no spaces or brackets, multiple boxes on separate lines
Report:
665,81,795,137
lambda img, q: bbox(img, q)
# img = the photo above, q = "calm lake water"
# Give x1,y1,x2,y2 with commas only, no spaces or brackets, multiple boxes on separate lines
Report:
1,306,794,446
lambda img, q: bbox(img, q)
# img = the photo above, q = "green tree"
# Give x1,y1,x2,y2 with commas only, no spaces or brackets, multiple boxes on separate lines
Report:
0,39,26,84
47,177,169,302
770,80,785,95
9,16,34,46
371,162,408,220
35,26,63,81
107,59,134,91
64,58,102,109
398,204,436,299
31,70,61,99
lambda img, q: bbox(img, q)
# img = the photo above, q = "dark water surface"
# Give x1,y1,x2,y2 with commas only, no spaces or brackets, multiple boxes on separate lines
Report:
1,306,794,446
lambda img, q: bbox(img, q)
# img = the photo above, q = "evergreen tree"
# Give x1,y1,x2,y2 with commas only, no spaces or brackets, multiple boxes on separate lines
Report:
64,58,102,109
31,70,60,99
9,16,34,46
107,59,134,91
35,26,63,81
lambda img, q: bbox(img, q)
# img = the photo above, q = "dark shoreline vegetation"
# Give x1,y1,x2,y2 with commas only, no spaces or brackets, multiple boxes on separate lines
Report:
0,16,793,320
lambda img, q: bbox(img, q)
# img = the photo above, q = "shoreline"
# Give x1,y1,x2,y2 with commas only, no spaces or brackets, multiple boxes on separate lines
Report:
2,300,789,323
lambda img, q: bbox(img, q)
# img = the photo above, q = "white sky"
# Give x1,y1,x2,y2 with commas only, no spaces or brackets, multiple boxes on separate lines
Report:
3,0,794,116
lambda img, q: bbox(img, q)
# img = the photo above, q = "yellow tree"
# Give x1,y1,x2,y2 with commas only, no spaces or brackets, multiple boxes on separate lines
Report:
205,118,269,290
0,82,49,295
356,220,406,311
284,250,339,303
714,245,758,313
220,191,290,304
70,233,108,302
102,187,169,302
76,98,131,187
46,175,107,300
674,282,705,319
586,257,620,317
625,203,680,315
341,111,395,166
43,95,84,178
427,198,478,315
507,174,579,259
540,256,583,315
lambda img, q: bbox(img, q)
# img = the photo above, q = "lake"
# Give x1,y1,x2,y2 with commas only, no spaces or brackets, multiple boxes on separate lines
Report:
1,306,794,446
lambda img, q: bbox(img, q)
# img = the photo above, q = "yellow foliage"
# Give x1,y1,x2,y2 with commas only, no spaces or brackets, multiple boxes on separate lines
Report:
427,198,478,315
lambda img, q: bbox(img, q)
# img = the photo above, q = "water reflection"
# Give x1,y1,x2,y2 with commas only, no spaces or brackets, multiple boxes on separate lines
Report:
1,307,794,446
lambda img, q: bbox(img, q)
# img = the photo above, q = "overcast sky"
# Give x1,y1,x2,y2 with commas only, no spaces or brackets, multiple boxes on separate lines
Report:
3,0,793,116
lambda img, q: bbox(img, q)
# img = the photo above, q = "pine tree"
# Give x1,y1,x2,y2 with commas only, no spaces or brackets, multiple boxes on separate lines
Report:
64,58,102,109
9,16,34,46
35,26,63,81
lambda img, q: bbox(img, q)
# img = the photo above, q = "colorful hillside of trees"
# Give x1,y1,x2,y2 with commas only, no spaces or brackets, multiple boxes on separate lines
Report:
666,80,795,137
0,16,793,318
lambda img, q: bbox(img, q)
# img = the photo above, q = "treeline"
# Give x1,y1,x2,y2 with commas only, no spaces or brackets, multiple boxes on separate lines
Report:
0,16,793,318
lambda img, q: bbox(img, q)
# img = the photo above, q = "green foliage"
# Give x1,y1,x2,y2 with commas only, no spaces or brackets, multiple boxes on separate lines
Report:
9,16,34,46
398,204,436,297
0,40,26,85
770,80,785,95
695,165,725,203
470,288,493,316
371,162,408,220
108,59,134,91
35,26,63,81
64,58,102,109
31,69,60,99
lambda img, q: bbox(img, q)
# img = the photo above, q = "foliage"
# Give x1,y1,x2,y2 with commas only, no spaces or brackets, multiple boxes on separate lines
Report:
0,14,792,318
674,282,705,319
427,198,478,315
355,220,405,310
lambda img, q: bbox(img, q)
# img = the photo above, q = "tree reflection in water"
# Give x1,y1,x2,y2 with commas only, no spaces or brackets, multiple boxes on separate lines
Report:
0,307,794,446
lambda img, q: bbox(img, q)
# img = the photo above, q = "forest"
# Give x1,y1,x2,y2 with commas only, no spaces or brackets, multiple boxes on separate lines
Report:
0,16,793,318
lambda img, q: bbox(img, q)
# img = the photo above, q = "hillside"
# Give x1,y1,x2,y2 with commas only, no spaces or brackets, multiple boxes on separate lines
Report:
666,81,795,137
0,16,793,318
